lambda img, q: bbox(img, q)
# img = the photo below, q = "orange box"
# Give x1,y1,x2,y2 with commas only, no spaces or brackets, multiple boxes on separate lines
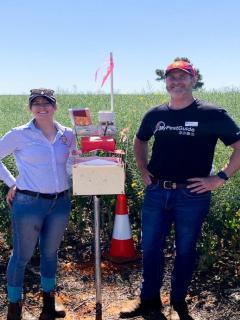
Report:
70,108,92,126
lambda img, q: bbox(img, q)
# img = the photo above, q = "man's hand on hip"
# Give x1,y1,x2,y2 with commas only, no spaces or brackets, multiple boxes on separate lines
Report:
187,176,225,193
140,168,154,186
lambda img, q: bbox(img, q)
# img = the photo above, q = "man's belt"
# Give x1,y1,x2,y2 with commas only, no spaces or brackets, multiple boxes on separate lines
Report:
150,177,188,189
16,188,68,199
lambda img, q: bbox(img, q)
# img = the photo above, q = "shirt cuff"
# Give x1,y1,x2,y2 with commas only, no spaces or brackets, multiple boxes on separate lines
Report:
4,175,16,188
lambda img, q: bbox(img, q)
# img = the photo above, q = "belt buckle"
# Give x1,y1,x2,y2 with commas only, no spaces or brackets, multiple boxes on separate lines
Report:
163,181,176,189
53,193,58,199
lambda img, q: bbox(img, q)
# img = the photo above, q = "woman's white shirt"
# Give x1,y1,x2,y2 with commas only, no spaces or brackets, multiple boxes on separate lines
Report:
0,120,75,193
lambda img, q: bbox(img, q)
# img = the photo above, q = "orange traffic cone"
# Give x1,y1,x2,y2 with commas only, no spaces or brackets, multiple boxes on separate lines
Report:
104,194,139,263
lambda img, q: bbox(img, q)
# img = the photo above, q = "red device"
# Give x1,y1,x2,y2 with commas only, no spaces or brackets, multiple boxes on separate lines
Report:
81,136,116,153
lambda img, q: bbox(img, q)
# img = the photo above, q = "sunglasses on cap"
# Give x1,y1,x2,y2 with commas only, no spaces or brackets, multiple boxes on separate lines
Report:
30,89,55,96
29,88,56,104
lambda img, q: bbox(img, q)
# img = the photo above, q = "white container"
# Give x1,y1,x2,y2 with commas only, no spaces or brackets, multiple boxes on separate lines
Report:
98,125,117,136
72,157,125,195
74,125,100,136
98,111,115,124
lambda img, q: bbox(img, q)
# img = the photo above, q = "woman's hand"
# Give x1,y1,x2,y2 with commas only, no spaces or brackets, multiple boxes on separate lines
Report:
6,185,17,206
71,149,82,156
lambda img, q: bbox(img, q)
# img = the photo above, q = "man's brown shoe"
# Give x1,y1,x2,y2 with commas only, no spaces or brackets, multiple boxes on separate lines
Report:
119,297,167,319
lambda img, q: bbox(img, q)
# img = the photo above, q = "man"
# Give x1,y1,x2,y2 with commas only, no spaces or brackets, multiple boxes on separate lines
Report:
120,60,240,320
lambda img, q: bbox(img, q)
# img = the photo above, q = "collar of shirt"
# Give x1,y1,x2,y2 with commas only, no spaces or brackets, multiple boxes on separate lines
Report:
24,119,66,136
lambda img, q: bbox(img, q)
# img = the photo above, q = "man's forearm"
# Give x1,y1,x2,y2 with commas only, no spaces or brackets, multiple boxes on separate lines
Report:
134,136,153,185
133,136,149,171
222,145,240,178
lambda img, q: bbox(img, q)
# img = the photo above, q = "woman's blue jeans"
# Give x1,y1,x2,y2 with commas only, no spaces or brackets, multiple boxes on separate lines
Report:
7,191,71,291
140,184,211,302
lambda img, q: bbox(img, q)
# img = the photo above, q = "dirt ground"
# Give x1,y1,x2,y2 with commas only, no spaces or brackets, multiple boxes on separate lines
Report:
0,232,239,320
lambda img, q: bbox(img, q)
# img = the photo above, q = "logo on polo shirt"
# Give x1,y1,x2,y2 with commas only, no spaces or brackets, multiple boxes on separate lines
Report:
61,135,68,144
154,121,196,136
154,121,166,132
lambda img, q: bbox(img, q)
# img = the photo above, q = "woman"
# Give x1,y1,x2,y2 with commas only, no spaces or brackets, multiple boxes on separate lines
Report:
0,89,75,320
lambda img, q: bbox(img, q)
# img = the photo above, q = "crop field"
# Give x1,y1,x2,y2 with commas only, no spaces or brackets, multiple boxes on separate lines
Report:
0,91,240,268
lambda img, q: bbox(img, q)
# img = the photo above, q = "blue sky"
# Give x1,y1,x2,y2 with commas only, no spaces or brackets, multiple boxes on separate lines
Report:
0,0,240,94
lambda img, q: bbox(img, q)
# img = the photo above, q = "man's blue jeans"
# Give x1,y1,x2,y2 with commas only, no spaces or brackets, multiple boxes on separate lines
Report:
7,191,71,292
140,184,211,302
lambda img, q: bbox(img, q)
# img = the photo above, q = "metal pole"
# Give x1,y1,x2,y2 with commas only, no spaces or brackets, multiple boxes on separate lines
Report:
93,195,102,320
110,52,114,112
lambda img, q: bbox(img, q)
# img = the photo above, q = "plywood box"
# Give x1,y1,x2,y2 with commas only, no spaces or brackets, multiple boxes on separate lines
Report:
72,157,125,195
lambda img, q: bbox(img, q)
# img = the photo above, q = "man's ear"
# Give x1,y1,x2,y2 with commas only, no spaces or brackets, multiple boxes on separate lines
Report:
192,75,198,87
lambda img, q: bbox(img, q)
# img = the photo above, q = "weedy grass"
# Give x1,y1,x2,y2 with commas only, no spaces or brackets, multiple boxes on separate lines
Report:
0,92,239,270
